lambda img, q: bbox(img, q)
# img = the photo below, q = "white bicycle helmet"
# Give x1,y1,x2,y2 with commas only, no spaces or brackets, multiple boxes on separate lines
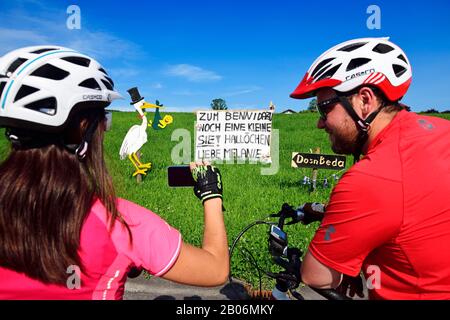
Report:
0,45,122,133
290,37,412,102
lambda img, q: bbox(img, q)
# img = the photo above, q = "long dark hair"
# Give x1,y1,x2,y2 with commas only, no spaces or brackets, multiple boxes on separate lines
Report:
0,107,130,285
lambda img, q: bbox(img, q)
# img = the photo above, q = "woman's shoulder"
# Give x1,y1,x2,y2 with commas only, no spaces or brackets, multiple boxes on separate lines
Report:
90,197,158,225
115,198,171,228
115,198,153,215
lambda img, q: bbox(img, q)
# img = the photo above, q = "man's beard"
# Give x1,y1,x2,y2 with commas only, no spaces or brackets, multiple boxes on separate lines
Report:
328,118,360,155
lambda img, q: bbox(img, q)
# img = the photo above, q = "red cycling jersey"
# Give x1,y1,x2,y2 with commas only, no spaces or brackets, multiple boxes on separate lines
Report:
309,110,450,299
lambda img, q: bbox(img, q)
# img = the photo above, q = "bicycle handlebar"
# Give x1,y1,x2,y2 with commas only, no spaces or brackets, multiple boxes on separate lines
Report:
268,203,350,300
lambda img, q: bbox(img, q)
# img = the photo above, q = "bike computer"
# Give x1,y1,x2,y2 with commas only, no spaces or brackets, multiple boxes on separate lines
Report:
270,225,287,242
269,225,288,257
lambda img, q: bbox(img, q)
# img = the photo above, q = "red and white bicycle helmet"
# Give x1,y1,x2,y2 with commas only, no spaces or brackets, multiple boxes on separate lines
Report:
0,45,122,132
290,37,412,102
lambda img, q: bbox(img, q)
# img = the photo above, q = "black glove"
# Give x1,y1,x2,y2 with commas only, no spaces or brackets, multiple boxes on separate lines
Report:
336,274,365,298
298,202,325,225
192,165,223,204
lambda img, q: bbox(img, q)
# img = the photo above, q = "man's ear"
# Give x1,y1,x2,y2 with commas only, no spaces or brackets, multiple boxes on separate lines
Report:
358,87,377,117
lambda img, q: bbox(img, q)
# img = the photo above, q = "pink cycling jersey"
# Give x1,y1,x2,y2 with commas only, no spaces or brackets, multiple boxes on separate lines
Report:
0,198,182,300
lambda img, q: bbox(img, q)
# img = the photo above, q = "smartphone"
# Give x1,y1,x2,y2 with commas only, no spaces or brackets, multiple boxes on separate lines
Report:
168,165,196,187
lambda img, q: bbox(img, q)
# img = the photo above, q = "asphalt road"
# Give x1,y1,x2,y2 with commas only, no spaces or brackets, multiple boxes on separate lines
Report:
123,274,332,300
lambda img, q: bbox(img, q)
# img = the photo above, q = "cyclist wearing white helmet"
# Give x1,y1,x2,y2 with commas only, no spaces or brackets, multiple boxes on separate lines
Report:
0,46,228,299
292,38,450,299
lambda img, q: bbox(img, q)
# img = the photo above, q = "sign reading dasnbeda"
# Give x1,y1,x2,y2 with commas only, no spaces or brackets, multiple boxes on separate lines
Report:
292,152,346,170
195,110,273,162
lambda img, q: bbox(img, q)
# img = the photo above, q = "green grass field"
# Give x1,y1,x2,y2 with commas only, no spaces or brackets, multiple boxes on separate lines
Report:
1,111,449,290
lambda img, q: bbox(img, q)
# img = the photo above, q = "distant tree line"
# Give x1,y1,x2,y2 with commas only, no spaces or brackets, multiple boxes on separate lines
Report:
208,97,449,114
420,108,450,114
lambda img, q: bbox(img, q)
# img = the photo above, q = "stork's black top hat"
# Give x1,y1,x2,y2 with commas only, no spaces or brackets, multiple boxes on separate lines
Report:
127,87,144,105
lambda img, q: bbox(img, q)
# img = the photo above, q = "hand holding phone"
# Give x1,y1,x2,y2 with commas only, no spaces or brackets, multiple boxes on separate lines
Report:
191,165,223,204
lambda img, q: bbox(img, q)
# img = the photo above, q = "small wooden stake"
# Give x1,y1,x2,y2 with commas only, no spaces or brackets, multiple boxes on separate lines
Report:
311,147,320,191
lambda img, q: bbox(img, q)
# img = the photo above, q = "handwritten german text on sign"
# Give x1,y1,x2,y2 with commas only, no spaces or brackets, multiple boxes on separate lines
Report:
291,152,346,170
195,110,273,162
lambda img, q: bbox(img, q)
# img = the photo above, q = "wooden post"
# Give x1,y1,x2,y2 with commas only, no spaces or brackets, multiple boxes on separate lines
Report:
136,151,142,184
311,147,320,191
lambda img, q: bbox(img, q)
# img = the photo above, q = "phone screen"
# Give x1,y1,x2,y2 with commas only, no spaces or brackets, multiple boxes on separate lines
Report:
167,165,196,187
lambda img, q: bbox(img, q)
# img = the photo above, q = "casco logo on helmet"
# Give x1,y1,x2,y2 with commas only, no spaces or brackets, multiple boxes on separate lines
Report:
345,68,375,81
83,94,103,100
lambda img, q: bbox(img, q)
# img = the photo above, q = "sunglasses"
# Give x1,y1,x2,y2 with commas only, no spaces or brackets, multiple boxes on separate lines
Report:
316,96,341,121
316,90,359,121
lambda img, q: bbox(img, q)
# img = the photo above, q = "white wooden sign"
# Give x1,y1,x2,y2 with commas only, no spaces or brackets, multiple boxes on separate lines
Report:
195,110,273,162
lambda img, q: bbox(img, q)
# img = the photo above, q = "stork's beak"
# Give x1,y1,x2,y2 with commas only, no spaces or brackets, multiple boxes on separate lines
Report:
141,102,163,109
140,103,150,112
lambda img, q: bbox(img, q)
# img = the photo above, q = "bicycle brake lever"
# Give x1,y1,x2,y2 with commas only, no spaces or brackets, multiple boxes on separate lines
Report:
269,213,281,218
270,203,295,218
285,217,300,225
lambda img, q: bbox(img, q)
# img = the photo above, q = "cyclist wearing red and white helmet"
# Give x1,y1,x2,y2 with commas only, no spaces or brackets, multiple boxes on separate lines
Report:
292,38,450,299
0,46,228,299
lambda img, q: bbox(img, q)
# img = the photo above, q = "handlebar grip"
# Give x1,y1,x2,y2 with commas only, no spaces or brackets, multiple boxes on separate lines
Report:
298,202,325,224
311,288,351,300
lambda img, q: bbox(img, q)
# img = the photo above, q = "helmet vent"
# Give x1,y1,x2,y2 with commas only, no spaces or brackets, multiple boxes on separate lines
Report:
7,58,28,75
24,97,57,115
337,42,368,52
101,79,113,90
372,43,394,54
397,54,408,64
104,76,114,88
392,64,407,78
30,48,58,54
311,58,335,79
346,58,371,72
62,56,91,67
0,82,6,99
98,67,108,75
79,78,101,90
14,85,40,102
31,64,70,80
316,63,342,82
314,63,333,81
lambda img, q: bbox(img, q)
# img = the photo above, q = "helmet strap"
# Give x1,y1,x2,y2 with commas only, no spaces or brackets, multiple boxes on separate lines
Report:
5,118,100,161
65,118,100,161
5,129,26,148
338,96,384,163
5,128,56,149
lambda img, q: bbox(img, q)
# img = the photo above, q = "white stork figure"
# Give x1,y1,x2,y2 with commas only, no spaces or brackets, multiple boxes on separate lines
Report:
119,88,155,177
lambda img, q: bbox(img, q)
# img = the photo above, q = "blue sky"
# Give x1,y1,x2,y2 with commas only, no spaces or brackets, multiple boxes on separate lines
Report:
1,0,449,112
